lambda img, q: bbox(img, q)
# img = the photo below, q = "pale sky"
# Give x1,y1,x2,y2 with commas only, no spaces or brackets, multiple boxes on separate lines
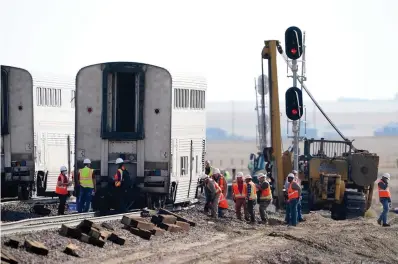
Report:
1,0,397,102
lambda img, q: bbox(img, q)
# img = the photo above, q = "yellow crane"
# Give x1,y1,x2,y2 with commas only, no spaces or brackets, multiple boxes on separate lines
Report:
260,34,379,219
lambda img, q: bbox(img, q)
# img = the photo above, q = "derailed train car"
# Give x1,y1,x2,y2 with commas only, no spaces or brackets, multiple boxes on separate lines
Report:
74,62,207,210
1,66,35,199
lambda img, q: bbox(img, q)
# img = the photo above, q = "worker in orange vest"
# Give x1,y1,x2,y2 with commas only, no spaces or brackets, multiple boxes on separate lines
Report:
218,192,229,218
113,158,131,213
257,173,272,224
285,173,301,226
55,166,72,215
232,172,248,220
245,175,257,224
212,168,227,198
377,173,392,227
204,176,222,219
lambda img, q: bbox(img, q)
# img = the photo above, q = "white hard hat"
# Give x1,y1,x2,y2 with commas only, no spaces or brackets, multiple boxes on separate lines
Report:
83,158,91,164
236,172,244,178
287,173,295,179
381,173,391,180
292,170,298,174
213,168,220,174
245,175,252,179
60,166,67,172
115,158,124,165
257,173,266,178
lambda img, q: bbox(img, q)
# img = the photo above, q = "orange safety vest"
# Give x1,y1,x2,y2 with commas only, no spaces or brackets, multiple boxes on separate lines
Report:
213,175,226,191
232,182,246,199
377,179,391,198
114,168,124,187
244,181,257,200
214,181,222,195
259,182,272,200
288,182,299,201
218,193,229,209
55,173,68,195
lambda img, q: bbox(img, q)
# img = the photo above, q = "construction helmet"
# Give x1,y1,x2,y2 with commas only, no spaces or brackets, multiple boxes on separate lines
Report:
245,175,252,179
287,173,295,179
83,158,91,164
213,168,220,174
60,166,67,172
236,172,244,178
381,173,391,180
257,173,266,178
115,158,124,165
292,170,298,174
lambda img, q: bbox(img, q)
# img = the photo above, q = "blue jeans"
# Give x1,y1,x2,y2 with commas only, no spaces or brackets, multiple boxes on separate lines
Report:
285,202,290,223
297,200,303,221
378,198,389,224
218,208,225,218
78,186,93,213
289,198,299,226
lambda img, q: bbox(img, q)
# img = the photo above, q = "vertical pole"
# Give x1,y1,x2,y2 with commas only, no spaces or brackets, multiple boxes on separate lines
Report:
260,77,267,150
292,60,299,171
67,135,71,179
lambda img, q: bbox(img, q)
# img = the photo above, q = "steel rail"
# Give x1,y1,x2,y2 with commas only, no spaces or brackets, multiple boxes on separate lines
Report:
1,197,59,206
1,211,142,236
1,212,96,229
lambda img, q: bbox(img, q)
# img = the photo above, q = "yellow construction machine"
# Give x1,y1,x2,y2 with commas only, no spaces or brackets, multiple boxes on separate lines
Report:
261,37,379,220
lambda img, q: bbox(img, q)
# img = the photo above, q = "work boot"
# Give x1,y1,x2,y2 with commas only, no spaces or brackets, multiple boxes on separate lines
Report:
377,219,381,225
299,218,306,222
382,223,391,227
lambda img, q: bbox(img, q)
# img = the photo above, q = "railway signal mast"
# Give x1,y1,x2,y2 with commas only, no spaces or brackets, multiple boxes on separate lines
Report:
285,26,304,171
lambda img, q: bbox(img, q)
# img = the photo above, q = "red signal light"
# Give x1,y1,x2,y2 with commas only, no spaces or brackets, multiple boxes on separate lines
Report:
291,48,297,55
292,109,298,115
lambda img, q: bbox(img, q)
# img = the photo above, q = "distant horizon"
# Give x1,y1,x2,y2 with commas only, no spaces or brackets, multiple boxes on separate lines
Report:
207,96,398,103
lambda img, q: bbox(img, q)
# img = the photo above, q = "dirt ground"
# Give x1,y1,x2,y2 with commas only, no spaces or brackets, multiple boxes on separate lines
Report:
4,199,397,264
83,205,398,264
2,170,398,264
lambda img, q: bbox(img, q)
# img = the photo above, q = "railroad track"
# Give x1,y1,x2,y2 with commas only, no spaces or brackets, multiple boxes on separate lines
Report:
0,210,142,236
1,197,59,206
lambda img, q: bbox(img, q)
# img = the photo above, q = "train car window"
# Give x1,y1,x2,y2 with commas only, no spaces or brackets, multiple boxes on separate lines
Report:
114,72,137,133
101,63,145,140
180,156,188,176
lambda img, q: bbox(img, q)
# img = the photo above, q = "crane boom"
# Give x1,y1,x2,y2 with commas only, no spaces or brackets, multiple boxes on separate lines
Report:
261,40,284,206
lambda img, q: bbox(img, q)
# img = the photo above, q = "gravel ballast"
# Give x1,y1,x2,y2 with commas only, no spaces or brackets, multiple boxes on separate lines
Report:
2,198,398,264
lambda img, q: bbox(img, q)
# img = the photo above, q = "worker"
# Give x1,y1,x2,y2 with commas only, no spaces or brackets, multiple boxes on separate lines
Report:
77,158,95,213
292,170,305,222
218,192,229,218
204,176,222,219
55,166,72,215
245,175,257,223
257,173,272,224
377,173,392,227
285,173,301,226
212,168,227,198
113,158,131,213
221,169,231,181
232,172,247,220
205,160,214,177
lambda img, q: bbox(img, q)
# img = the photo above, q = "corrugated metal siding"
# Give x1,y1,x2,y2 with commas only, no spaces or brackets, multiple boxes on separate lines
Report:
174,176,191,203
